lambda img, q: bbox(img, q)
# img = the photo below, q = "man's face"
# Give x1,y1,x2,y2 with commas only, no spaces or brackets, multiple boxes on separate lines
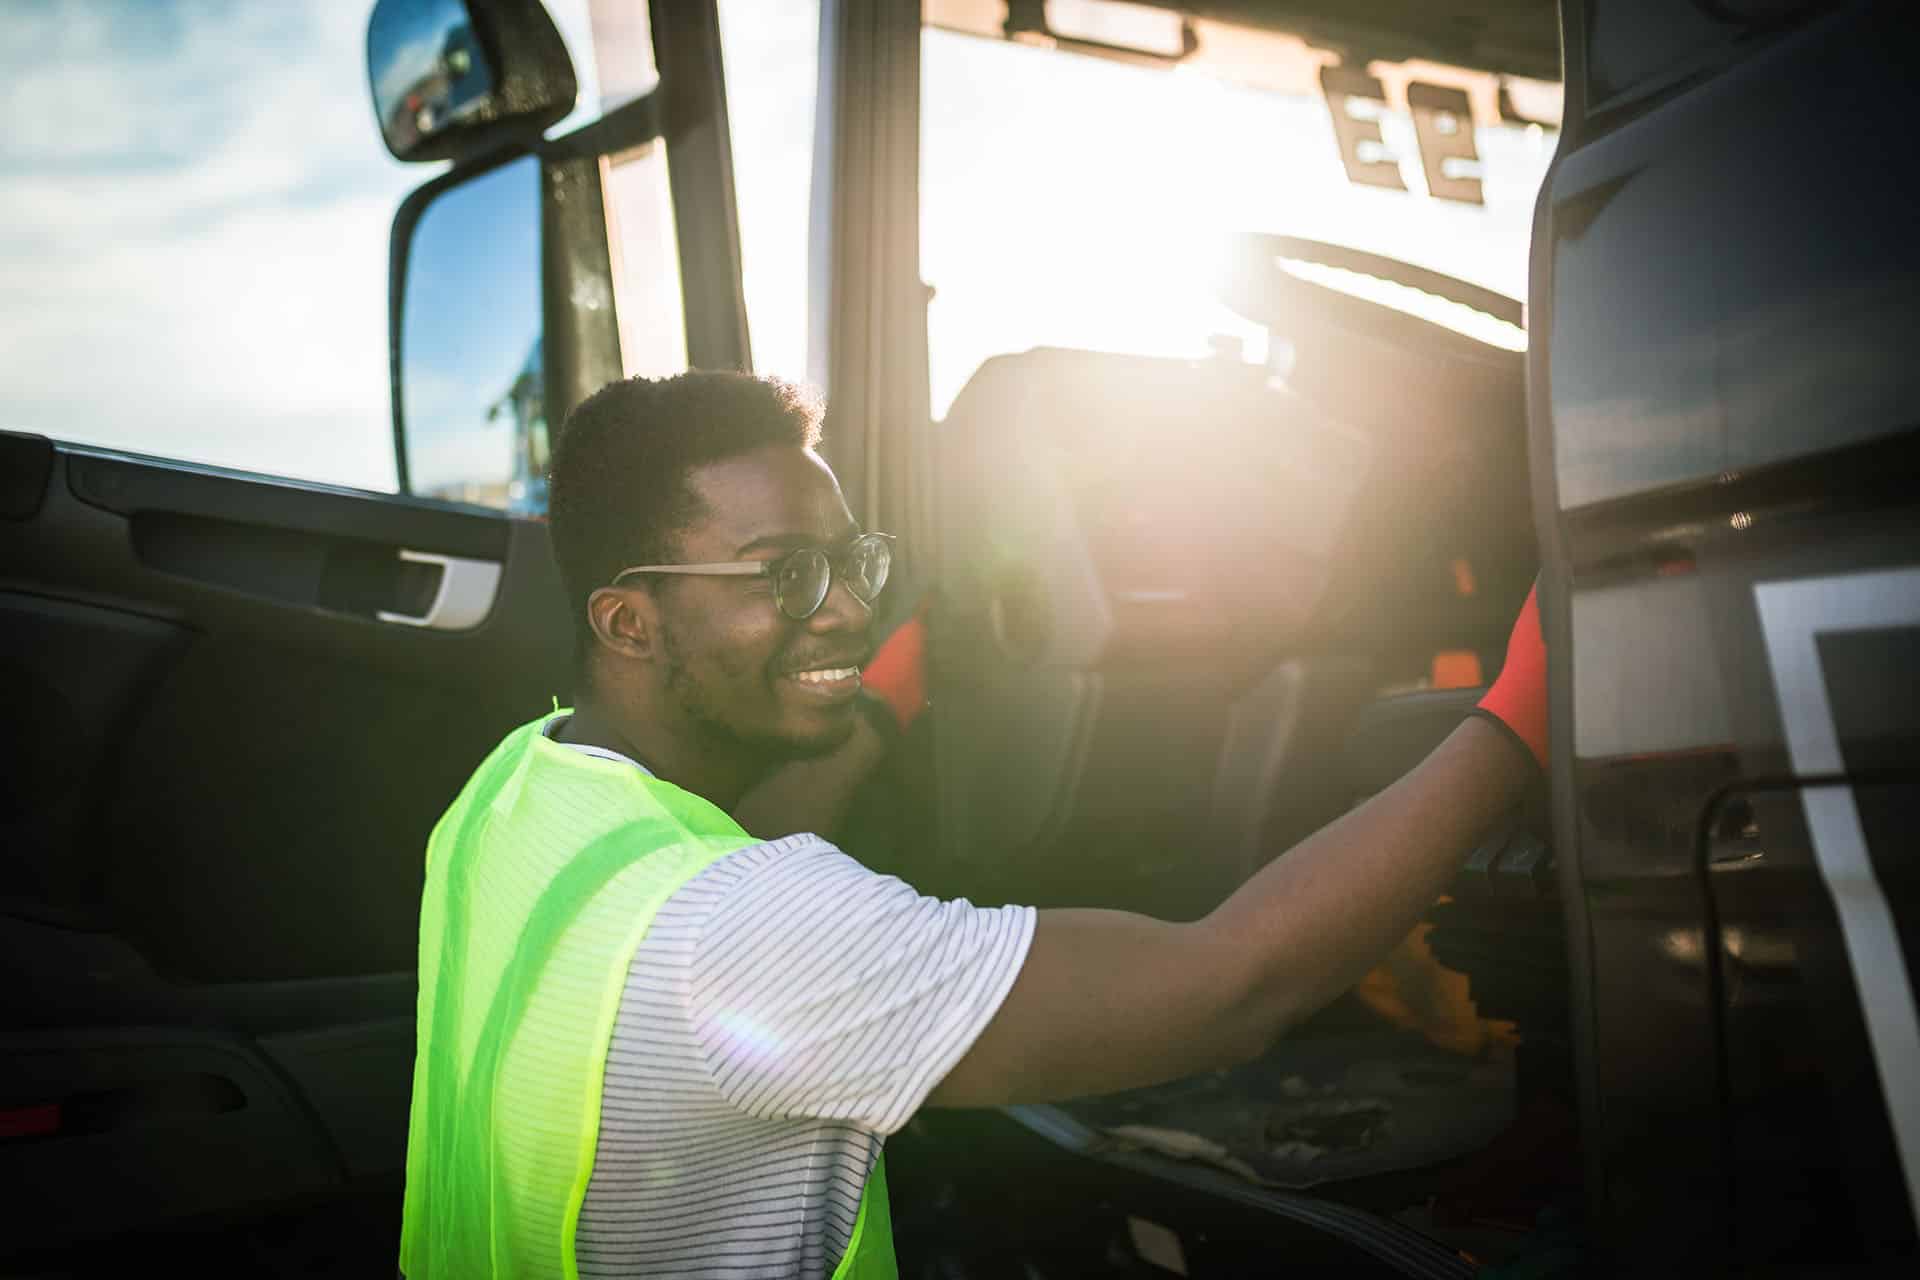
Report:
647,445,874,761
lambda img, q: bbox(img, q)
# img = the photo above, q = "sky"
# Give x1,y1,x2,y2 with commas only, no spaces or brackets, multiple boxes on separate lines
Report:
0,0,599,495
0,0,1552,499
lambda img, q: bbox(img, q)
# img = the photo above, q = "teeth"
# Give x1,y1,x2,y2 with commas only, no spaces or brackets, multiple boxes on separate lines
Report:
792,667,859,684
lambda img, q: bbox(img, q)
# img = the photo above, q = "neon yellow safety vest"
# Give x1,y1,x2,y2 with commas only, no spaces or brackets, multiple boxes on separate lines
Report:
399,713,898,1278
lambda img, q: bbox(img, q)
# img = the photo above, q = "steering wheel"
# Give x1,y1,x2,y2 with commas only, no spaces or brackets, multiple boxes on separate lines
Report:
1218,232,1522,346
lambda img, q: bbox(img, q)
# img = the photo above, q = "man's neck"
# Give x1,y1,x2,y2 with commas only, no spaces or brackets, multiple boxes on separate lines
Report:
556,700,766,811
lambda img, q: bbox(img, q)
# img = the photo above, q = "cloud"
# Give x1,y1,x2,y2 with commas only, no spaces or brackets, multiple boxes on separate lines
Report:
0,0,609,494
0,2,422,490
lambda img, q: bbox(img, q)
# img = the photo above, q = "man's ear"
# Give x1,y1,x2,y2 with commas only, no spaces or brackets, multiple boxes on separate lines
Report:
585,585,660,664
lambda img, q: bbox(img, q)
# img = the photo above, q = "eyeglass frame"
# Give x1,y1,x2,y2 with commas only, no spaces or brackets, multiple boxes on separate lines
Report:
609,531,896,621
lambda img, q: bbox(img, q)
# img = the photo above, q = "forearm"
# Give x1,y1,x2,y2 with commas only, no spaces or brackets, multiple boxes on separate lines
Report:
934,718,1537,1108
1205,715,1535,1046
929,588,1546,1107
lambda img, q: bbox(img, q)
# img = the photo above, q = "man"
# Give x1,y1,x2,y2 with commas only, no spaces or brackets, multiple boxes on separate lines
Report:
399,371,1548,1279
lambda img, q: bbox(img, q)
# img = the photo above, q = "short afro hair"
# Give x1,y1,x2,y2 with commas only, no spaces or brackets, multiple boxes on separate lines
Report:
548,370,824,660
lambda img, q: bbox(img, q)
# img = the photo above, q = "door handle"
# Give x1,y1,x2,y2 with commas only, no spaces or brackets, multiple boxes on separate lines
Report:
376,549,501,631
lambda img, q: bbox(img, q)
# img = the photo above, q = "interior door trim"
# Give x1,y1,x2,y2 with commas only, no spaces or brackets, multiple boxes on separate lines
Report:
376,549,503,631
67,448,507,561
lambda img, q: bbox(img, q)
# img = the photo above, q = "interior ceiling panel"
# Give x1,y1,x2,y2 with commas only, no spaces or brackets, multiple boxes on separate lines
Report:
934,1,1565,83
1184,1,1561,82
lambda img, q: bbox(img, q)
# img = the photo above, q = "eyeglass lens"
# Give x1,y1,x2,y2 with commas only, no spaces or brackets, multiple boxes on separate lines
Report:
844,537,888,602
772,537,891,620
775,549,832,619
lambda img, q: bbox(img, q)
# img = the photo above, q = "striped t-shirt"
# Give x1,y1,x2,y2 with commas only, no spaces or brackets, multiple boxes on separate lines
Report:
550,732,1036,1277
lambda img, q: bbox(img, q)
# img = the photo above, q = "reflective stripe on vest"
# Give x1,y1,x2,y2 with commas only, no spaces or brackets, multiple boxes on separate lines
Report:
399,713,898,1278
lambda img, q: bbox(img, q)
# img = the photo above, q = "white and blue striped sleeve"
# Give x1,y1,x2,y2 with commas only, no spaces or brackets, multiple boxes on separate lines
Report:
685,837,1036,1134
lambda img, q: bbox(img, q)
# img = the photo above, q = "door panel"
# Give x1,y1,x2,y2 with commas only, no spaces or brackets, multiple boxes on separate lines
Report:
0,0,754,1262
0,437,571,1254
1712,779,1919,1265
2,1027,343,1246
1538,0,1920,1266
2,589,186,912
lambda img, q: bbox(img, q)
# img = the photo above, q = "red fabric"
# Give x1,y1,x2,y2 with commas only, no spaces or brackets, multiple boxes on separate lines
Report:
1477,583,1548,769
0,1104,59,1139
862,613,928,732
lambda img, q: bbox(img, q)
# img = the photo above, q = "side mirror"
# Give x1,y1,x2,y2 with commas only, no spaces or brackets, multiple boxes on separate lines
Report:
367,0,576,164
394,155,548,511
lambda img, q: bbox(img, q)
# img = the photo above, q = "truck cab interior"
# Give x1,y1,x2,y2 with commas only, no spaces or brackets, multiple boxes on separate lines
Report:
858,231,1558,1273
5,0,1917,1275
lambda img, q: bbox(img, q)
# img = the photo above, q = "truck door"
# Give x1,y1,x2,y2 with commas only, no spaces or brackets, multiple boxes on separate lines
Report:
0,0,750,1265
1534,0,1919,1267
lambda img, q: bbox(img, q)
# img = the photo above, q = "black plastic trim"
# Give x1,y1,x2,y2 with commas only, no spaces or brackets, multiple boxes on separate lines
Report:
540,152,627,437
0,430,54,520
374,0,577,166
542,90,662,162
1532,0,1607,1252
1560,428,1920,571
67,448,507,561
650,0,752,371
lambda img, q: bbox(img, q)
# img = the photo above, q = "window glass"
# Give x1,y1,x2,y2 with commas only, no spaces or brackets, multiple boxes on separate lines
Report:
717,0,822,389
0,0,601,493
604,142,689,379
919,19,1559,418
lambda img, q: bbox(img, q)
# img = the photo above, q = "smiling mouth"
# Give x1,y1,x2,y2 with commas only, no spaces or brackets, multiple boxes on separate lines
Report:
791,666,861,685
783,664,863,698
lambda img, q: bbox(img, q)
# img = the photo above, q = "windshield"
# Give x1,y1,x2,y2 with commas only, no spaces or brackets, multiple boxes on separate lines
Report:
920,8,1560,418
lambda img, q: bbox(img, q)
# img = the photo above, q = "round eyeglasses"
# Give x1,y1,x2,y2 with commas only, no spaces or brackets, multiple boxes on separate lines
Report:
612,532,895,621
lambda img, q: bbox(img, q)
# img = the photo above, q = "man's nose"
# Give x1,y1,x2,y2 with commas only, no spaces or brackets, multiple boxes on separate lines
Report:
806,572,873,632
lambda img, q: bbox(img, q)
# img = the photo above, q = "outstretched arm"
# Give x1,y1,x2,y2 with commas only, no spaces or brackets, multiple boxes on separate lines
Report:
928,586,1547,1107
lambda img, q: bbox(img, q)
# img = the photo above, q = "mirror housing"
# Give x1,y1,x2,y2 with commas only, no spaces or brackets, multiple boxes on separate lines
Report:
367,0,576,164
